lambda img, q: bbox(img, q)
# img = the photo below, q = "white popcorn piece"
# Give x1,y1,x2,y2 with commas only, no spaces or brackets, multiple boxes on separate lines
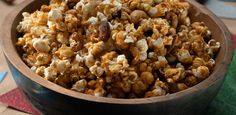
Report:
125,23,136,32
153,37,164,47
158,56,167,62
102,0,112,5
16,12,34,33
72,79,87,92
153,85,166,96
136,39,148,52
75,53,84,63
176,63,185,70
31,66,37,72
44,66,57,80
88,17,98,25
85,54,95,68
89,65,105,77
176,49,192,63
148,52,155,59
113,0,122,10
97,12,107,22
75,0,86,10
108,54,129,73
48,9,63,21
136,39,148,61
32,37,50,52
57,32,69,44
47,20,55,29
117,55,126,63
54,59,70,74
124,35,134,43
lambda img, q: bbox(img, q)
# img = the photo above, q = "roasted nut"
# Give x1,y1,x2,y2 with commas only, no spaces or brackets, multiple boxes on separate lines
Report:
130,10,148,24
132,80,148,95
140,71,154,85
99,21,111,41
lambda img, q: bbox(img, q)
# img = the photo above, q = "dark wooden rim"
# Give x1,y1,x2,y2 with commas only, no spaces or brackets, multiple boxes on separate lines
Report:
0,0,233,104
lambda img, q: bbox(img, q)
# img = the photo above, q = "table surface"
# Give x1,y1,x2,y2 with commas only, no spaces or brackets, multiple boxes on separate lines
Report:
0,0,236,114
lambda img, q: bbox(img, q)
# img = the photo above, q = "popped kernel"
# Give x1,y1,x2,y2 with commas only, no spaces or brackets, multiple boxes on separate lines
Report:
57,32,69,44
164,68,185,83
55,44,74,59
35,53,52,66
72,79,87,92
192,66,209,81
132,80,148,95
32,37,50,53
140,71,154,85
176,49,193,64
35,66,46,76
94,87,106,97
44,66,57,81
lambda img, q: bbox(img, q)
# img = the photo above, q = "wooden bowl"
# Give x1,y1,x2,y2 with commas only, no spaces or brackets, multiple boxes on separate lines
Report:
0,0,233,114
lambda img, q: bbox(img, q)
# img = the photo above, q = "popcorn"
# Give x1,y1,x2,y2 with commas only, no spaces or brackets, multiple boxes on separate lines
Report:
140,71,154,85
16,12,34,33
113,31,129,49
135,39,148,61
72,79,87,92
192,66,209,80
176,49,193,64
108,54,129,74
84,53,95,68
32,37,50,53
164,68,185,83
48,9,63,22
35,53,52,66
75,53,84,63
56,32,69,44
44,66,57,81
54,59,71,74
132,80,148,95
94,87,106,97
95,13,105,22
17,0,220,98
124,35,134,43
88,17,98,25
55,45,74,59
35,66,46,77
89,64,105,77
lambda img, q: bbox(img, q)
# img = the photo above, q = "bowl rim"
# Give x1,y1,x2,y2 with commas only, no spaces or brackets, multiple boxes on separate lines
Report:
0,0,233,104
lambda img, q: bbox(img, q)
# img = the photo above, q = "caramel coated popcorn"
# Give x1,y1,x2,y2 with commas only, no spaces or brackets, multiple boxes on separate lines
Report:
16,0,220,98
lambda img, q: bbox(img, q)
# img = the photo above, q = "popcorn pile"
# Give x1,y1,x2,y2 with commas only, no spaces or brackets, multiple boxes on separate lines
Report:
16,0,220,98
